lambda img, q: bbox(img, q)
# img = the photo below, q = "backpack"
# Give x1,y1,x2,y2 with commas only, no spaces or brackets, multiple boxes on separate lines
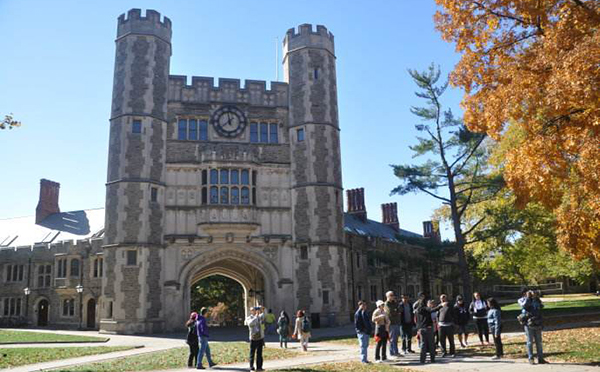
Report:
301,316,311,332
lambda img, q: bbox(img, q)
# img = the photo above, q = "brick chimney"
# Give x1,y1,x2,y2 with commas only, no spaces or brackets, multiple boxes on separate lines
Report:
381,202,399,231
423,220,441,243
36,179,60,224
346,187,367,221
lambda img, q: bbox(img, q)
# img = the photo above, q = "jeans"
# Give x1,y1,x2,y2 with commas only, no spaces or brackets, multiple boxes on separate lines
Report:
357,332,370,363
419,327,435,363
249,339,264,370
475,318,489,342
524,326,544,361
439,325,455,355
197,336,213,367
389,324,400,355
401,324,413,351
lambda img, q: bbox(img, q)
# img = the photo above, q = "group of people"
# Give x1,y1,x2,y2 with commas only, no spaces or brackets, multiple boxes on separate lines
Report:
354,288,547,365
185,306,312,371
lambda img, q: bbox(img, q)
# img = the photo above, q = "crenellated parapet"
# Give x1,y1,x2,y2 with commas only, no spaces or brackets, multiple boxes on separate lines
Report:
0,237,104,260
117,8,172,42
283,24,335,56
168,76,288,106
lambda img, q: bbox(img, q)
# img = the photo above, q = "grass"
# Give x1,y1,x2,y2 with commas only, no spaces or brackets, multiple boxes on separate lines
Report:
53,342,297,371
501,296,600,318
272,361,419,372
0,330,108,344
0,346,133,369
458,325,600,365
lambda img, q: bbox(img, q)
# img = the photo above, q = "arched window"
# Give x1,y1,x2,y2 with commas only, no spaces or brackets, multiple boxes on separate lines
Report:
210,186,219,204
231,187,239,205
220,169,229,184
231,170,239,184
210,169,218,184
241,170,249,185
70,259,80,277
241,187,250,205
220,187,229,204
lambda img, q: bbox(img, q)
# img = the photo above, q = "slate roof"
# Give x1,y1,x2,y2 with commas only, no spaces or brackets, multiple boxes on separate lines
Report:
0,208,105,248
343,213,422,241
0,208,421,249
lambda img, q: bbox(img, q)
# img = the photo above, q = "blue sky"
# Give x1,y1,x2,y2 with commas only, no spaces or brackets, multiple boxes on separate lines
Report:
0,0,463,238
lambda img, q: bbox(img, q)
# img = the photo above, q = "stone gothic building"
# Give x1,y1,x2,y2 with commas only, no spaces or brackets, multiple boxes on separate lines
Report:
0,9,456,334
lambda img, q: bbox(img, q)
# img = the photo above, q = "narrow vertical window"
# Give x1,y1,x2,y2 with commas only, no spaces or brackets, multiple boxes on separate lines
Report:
132,120,142,134
126,250,137,266
210,169,218,184
220,169,229,184
250,123,258,143
241,187,250,205
314,68,319,80
260,123,268,143
6,265,12,282
201,187,208,204
202,170,208,185
231,170,239,184
220,187,229,204
322,290,329,304
199,120,208,141
70,259,80,277
300,245,308,260
93,259,98,278
231,187,239,204
99,259,103,277
297,128,305,142
188,119,198,140
252,171,257,186
178,119,187,140
252,188,257,205
151,187,158,202
269,123,278,143
210,186,219,204
241,170,249,185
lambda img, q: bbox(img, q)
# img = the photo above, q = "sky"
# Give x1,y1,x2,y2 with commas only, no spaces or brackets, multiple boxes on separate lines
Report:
0,0,464,239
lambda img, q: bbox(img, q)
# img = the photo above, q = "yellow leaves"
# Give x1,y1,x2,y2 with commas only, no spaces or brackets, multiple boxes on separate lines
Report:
435,0,600,262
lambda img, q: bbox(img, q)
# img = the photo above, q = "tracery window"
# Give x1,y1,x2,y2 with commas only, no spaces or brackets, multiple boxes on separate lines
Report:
202,168,257,206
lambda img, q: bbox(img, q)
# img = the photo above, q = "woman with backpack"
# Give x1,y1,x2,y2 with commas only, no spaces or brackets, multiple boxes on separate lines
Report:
277,310,291,348
469,292,490,346
487,298,503,359
185,312,199,368
293,310,311,351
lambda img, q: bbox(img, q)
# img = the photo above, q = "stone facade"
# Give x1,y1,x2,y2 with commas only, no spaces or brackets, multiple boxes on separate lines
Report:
0,9,458,334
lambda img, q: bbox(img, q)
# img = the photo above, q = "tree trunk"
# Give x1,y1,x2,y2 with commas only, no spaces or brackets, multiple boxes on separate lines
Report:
448,175,473,300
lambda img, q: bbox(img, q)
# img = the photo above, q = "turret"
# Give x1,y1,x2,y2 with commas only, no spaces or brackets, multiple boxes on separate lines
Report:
284,24,343,244
284,24,346,322
102,8,171,334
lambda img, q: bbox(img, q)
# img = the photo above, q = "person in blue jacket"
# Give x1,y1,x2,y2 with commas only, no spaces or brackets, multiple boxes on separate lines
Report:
354,300,373,364
196,307,216,369
487,298,503,359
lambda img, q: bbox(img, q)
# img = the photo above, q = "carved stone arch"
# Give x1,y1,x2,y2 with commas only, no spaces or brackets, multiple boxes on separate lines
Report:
179,247,280,319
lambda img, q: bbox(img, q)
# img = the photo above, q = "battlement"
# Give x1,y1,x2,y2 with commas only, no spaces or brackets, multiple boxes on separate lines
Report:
0,237,103,260
283,24,335,55
168,76,289,106
117,9,172,42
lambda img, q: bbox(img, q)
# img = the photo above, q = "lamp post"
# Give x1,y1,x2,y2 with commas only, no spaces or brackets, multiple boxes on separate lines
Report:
23,287,31,323
75,284,84,330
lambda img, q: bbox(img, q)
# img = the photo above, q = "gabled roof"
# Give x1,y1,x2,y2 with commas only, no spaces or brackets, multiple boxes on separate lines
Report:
343,213,422,242
0,208,105,248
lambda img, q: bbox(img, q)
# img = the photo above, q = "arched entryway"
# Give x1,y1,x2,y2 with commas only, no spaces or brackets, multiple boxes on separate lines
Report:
37,299,49,326
191,275,246,326
87,299,96,329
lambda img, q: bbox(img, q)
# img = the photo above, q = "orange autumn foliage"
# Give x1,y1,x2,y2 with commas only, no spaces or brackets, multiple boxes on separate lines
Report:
434,0,600,262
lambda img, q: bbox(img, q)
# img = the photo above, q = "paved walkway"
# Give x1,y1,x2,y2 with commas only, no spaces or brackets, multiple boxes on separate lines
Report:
3,325,600,372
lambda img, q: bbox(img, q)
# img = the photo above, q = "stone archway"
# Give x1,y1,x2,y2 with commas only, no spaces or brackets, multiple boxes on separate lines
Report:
176,248,281,330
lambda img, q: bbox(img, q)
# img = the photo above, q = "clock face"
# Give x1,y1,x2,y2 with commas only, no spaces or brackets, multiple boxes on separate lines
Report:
211,105,247,138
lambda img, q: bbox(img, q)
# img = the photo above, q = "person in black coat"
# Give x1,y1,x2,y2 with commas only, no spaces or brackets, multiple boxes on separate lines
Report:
185,312,199,367
453,295,471,347
415,293,443,364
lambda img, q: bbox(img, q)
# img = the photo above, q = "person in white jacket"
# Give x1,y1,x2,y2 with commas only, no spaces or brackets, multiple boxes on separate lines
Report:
245,306,265,371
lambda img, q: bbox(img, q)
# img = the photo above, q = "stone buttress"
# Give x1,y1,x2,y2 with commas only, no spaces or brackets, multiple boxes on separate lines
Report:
284,24,347,321
102,9,171,334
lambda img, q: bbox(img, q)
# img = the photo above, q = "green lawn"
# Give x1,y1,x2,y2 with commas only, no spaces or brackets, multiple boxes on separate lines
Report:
0,330,108,344
460,325,600,364
53,342,297,371
0,346,133,369
272,361,419,372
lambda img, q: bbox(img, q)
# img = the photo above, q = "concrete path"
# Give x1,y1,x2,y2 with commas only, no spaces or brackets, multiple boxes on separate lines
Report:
3,325,600,372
